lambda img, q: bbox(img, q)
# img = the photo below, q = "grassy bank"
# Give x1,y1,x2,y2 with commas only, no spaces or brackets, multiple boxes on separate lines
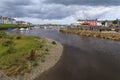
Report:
60,28,120,41
0,32,56,76
0,24,30,30
0,24,17,29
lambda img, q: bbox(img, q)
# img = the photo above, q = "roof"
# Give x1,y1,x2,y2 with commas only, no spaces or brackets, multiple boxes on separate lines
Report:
0,16,2,18
16,21,25,23
77,19,97,21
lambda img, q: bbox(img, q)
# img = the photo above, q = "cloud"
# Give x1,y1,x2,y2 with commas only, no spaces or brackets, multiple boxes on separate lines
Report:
0,0,76,19
0,0,32,17
5,0,31,6
15,16,76,24
25,4,78,19
44,0,120,6
0,0,120,24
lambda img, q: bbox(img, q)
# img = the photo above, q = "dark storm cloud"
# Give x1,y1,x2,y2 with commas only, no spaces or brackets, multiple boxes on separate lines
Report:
27,5,77,19
0,0,119,24
44,0,120,6
0,0,32,18
5,0,31,6
0,0,75,19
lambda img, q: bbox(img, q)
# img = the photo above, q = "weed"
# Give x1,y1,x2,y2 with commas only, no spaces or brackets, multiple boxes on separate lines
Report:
33,62,39,67
16,36,22,40
0,32,7,38
52,41,56,45
45,48,49,52
40,55,45,62
2,39,15,47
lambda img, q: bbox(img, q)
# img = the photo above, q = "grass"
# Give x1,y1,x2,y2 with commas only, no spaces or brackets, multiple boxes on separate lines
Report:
0,32,54,75
0,24,17,28
0,24,30,29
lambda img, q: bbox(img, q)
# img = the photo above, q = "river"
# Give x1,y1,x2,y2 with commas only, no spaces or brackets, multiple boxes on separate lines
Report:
11,28,120,80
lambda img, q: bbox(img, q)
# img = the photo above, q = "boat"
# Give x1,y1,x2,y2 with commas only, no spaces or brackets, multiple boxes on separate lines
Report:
26,28,29,31
44,26,47,29
20,28,25,31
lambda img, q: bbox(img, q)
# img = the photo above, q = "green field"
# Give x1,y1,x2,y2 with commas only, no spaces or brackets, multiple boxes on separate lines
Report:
0,32,53,75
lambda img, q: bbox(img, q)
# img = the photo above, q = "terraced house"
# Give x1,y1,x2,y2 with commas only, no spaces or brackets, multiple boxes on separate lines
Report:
16,21,26,24
3,17,8,24
8,18,16,24
0,16,4,24
0,16,16,24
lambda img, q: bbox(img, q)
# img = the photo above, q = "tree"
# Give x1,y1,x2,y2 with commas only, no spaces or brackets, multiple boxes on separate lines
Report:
101,21,105,26
112,20,118,25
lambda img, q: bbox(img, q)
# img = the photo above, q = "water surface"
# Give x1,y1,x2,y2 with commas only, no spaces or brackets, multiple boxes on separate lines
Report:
11,28,120,80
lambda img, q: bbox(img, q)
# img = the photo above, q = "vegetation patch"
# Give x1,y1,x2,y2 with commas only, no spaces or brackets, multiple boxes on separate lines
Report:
0,24,17,28
0,24,31,30
60,28,120,41
52,41,57,45
0,32,54,76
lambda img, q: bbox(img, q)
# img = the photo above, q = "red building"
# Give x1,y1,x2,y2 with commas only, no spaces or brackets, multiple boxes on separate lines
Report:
77,19,97,27
83,19,97,27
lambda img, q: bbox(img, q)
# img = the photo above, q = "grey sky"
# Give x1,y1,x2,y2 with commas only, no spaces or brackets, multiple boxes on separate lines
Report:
0,0,120,24
44,0,120,6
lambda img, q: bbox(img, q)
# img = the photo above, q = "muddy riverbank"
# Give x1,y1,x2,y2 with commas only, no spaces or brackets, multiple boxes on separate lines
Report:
60,29,120,41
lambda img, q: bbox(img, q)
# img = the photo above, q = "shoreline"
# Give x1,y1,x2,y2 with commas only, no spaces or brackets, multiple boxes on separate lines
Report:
60,29,120,41
0,38,63,80
16,38,63,80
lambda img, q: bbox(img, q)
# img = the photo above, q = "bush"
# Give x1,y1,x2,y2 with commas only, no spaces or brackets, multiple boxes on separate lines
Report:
0,32,7,38
7,46,16,54
45,48,49,52
40,55,45,62
28,49,38,61
2,39,16,54
24,64,31,73
39,44,44,48
16,36,22,40
9,36,14,40
32,62,39,67
52,41,56,45
2,39,15,47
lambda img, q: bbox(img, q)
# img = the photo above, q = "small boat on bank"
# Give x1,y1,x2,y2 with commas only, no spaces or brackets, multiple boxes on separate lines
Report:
7,28,12,31
20,28,25,31
44,26,47,29
26,28,29,31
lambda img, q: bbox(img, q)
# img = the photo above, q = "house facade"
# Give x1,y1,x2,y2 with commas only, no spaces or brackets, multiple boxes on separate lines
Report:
0,16,16,24
117,19,120,26
0,16,4,24
3,17,8,24
8,18,16,24
105,20,113,27
8,18,12,24
16,21,26,24
76,19,98,27
76,19,117,27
